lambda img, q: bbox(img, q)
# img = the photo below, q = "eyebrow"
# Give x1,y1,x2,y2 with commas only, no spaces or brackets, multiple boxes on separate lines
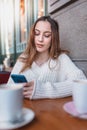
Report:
35,29,52,34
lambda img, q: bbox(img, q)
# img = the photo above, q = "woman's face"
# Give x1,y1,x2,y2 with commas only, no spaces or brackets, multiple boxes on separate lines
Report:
34,21,52,54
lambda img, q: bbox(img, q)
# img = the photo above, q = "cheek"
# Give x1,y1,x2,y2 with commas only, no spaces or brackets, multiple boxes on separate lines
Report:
45,39,51,47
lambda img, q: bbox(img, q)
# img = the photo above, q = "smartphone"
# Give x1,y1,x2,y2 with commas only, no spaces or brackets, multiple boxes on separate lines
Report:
11,74,27,83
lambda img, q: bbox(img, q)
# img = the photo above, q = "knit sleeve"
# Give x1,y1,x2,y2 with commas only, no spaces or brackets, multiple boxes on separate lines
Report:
30,70,86,99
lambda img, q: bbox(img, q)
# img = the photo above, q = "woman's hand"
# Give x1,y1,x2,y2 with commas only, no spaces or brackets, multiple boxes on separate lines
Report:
23,81,34,99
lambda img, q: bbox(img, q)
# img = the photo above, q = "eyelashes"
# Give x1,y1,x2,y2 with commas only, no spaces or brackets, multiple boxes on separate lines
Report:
34,32,51,38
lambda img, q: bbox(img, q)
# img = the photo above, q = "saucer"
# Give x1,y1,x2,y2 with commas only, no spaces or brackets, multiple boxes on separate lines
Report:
0,108,35,130
63,101,87,119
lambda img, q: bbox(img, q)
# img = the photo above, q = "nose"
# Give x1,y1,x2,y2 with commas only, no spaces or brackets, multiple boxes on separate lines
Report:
38,34,43,42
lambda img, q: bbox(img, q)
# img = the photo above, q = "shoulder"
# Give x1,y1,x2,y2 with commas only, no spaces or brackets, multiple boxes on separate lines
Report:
18,53,27,59
58,53,71,62
49,53,70,69
57,53,77,68
17,53,27,63
50,53,71,65
58,53,80,70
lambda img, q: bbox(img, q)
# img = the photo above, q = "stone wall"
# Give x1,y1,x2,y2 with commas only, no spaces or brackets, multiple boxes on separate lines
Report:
48,0,87,76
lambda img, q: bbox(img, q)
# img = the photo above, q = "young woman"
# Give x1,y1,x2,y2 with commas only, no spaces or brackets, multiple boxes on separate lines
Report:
7,16,86,99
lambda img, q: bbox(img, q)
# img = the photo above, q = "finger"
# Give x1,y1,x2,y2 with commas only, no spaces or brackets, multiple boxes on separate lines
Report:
24,95,30,99
24,81,34,87
23,86,33,91
23,93,31,99
28,81,34,86
23,90,32,96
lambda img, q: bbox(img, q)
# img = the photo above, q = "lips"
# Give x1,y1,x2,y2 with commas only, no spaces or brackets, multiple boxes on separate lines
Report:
36,44,44,48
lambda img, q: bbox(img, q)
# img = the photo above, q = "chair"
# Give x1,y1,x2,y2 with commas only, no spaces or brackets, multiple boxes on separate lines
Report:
0,71,10,84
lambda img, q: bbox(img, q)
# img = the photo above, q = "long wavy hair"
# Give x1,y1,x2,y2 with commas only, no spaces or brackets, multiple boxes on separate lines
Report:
18,16,68,72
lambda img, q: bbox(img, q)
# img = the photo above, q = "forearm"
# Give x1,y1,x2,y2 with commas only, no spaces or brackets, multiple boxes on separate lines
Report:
30,80,73,99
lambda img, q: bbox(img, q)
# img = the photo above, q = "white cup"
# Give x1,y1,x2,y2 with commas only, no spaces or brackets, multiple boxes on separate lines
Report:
0,83,23,122
73,79,87,114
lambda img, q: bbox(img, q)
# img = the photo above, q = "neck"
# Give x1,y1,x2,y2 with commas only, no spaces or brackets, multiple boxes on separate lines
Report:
35,52,49,66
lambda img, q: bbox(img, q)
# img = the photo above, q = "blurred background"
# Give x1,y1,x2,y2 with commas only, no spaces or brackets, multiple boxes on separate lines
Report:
0,0,48,70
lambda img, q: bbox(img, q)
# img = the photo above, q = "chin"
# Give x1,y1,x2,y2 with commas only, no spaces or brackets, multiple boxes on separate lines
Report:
36,48,44,52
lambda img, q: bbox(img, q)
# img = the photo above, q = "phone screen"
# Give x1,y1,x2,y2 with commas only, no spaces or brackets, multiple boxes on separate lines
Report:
11,74,27,83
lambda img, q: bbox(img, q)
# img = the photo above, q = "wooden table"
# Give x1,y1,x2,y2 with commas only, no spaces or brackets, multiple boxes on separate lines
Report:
16,97,87,130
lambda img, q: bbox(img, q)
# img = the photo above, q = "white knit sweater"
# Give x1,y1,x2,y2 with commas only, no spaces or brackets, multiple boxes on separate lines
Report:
7,54,86,99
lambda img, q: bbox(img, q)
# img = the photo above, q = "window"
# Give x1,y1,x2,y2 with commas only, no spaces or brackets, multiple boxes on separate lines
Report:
20,0,26,42
38,0,44,18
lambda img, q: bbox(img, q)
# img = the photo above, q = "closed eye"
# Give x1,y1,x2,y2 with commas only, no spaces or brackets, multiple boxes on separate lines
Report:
35,31,40,35
44,34,51,38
